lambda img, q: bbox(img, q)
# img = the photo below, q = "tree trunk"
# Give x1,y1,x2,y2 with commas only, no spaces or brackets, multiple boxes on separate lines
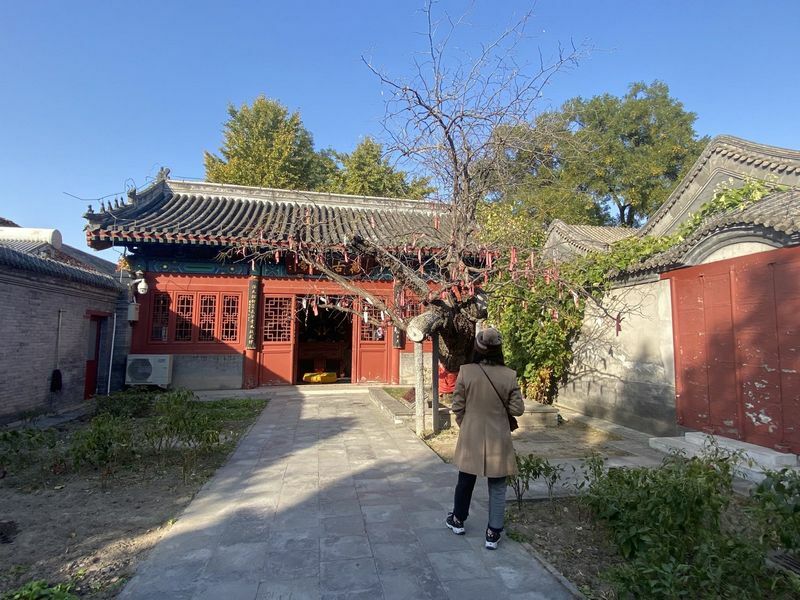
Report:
407,305,475,372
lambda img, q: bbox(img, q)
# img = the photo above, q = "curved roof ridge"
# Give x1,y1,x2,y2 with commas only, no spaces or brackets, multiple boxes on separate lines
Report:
165,180,444,212
640,135,800,236
0,244,121,290
626,189,800,276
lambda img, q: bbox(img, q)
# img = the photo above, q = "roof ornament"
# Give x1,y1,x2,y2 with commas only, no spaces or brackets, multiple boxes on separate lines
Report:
156,167,171,182
114,198,121,209
127,187,137,204
87,204,94,214
100,201,107,212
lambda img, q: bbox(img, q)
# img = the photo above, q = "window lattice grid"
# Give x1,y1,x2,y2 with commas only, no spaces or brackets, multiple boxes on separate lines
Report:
174,294,195,342
150,293,170,342
401,301,422,320
263,297,292,343
221,295,240,342
198,294,217,342
360,303,385,341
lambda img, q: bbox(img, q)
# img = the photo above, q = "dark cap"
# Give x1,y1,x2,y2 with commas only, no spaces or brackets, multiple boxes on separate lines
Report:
475,327,502,351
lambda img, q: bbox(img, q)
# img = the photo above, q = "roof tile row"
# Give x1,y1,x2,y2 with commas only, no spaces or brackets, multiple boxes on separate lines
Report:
85,180,450,251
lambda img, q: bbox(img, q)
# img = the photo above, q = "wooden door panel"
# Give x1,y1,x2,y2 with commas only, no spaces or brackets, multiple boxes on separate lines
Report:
355,300,388,383
259,295,295,385
670,247,800,452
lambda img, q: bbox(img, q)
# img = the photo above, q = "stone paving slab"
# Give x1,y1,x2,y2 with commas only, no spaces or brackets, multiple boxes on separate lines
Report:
119,387,579,600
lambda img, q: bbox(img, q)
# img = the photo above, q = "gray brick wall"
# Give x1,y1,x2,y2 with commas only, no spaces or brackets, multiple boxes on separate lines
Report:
0,267,122,422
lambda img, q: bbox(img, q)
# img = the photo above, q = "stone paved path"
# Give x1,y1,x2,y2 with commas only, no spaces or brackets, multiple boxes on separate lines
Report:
119,387,578,600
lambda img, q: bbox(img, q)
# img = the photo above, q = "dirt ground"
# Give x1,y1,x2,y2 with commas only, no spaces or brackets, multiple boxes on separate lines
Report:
0,402,263,598
425,414,628,464
506,498,621,599
1,395,626,598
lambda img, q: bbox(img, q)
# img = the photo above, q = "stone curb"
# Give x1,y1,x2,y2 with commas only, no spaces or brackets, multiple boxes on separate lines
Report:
519,540,587,599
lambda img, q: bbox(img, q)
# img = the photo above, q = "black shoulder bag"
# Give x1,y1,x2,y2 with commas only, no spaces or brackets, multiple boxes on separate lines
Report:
477,365,519,432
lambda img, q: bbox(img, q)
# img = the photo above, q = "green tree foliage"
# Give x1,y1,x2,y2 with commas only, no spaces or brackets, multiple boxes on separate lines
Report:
492,180,780,403
324,137,432,199
480,113,608,248
563,81,707,226
482,81,707,239
204,95,333,190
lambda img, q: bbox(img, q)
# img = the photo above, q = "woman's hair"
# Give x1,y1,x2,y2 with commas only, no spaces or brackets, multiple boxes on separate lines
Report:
473,345,505,366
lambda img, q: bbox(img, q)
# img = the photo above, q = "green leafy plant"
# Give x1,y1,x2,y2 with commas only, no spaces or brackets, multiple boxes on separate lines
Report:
750,467,800,553
95,389,155,419
508,452,535,509
70,414,133,479
582,444,796,598
1,579,78,600
508,453,567,507
0,428,58,475
527,455,564,502
571,450,606,496
143,389,222,480
492,179,784,404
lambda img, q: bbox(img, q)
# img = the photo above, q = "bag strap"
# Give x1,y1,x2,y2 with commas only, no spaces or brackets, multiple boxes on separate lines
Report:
477,364,509,412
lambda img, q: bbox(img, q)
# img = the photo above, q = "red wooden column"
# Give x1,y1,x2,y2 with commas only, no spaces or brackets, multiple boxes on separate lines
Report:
242,274,261,388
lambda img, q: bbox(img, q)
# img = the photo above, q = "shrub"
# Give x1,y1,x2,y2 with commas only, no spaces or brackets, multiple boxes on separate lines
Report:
70,414,133,473
0,428,58,475
750,468,800,553
95,389,154,418
585,450,737,559
143,389,221,480
508,453,566,508
508,453,534,509
1,579,77,600
584,446,793,598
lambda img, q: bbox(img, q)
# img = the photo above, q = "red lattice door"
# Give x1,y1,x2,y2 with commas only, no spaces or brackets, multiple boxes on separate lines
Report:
259,295,296,385
354,300,389,382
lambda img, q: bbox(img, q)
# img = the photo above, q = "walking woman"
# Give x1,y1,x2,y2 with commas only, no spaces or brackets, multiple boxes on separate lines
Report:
445,327,525,549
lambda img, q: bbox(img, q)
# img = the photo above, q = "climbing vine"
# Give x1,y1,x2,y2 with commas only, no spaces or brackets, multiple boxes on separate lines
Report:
491,179,784,404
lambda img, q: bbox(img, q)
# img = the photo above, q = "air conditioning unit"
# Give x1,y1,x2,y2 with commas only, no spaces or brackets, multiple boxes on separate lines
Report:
125,354,173,386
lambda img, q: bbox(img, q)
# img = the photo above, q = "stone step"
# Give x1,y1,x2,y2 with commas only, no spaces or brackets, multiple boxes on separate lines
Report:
683,432,798,468
649,434,800,484
649,436,697,457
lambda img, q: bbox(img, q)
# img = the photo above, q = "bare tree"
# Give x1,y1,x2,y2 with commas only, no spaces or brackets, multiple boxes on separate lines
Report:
361,2,582,366
231,2,584,372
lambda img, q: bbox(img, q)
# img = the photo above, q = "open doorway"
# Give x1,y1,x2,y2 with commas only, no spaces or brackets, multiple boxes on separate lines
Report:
295,297,353,383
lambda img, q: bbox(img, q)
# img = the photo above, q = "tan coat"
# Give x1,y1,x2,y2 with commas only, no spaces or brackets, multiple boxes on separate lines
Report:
451,362,525,477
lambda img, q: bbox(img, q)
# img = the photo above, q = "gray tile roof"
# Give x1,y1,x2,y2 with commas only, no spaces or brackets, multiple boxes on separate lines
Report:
0,243,122,290
85,179,451,251
550,221,633,252
626,190,800,276
543,135,800,273
641,135,800,237
542,219,634,259
0,239,47,255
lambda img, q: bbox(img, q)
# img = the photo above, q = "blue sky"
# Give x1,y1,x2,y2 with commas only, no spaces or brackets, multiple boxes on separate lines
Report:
1,1,798,258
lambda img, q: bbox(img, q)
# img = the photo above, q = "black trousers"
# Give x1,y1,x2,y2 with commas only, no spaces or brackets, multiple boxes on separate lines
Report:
452,471,507,532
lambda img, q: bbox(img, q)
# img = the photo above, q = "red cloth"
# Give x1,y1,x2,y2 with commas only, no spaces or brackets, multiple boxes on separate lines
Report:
438,364,458,394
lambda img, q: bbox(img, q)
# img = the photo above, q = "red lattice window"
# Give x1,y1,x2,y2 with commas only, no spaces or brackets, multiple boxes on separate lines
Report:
401,301,422,320
174,294,194,342
360,303,386,342
198,294,217,341
221,295,240,342
263,297,292,342
150,293,170,342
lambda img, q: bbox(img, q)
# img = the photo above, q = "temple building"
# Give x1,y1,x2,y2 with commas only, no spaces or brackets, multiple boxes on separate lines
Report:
84,173,445,389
